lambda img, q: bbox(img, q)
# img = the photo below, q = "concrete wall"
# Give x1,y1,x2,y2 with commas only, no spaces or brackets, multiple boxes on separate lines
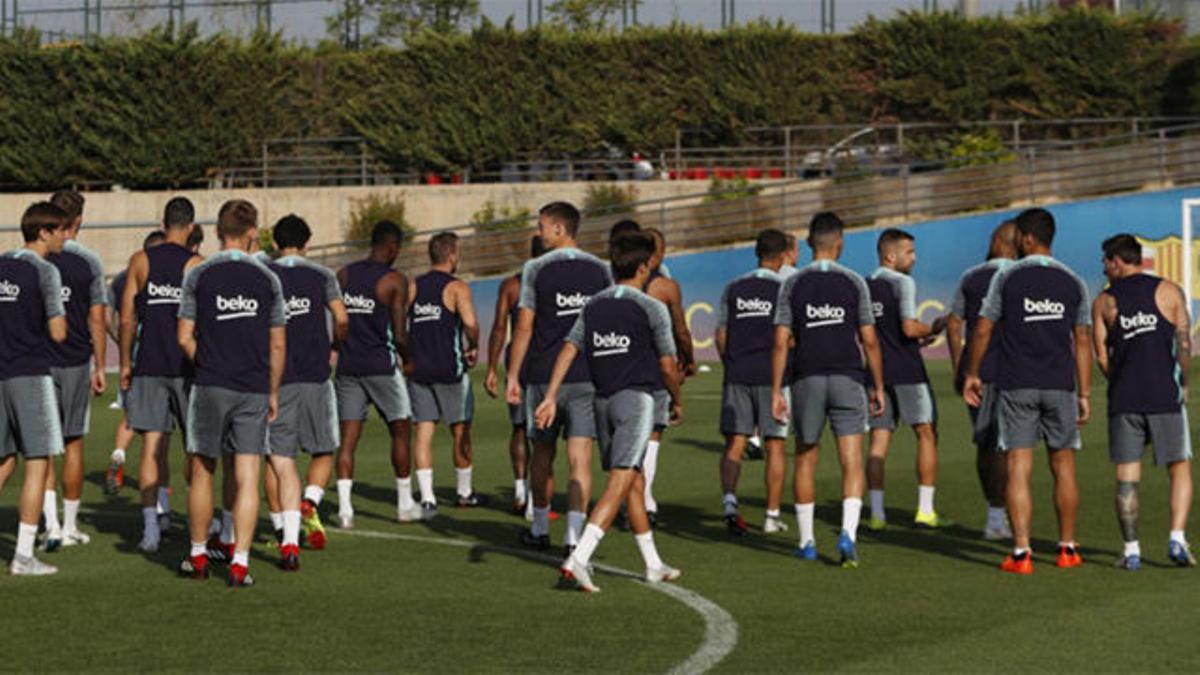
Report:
0,180,709,274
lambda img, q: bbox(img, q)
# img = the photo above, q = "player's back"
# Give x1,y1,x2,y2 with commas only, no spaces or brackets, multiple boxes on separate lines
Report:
954,260,1007,385
135,242,193,377
720,269,782,386
338,259,397,377
182,250,284,394
867,268,927,385
573,285,672,398
779,260,873,383
984,255,1088,391
270,255,339,385
521,247,612,385
1105,273,1181,414
0,250,60,379
409,270,464,385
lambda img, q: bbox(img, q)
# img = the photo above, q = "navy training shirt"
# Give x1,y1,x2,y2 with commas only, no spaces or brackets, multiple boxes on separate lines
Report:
133,242,194,378
774,260,875,383
1104,273,1183,415
47,239,108,368
518,247,613,385
979,254,1090,392
0,249,65,380
268,255,342,386
409,270,466,385
951,259,1009,387
338,259,399,377
867,267,928,386
717,268,784,386
179,250,286,395
565,285,675,399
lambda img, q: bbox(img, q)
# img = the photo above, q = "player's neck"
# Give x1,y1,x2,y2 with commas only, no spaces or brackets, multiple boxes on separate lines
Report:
22,241,49,259
220,236,254,254
277,247,304,259
811,250,838,263
163,227,190,248
367,250,394,265
1023,245,1052,257
1113,266,1144,280
551,237,579,251
759,258,783,272
430,262,455,275
618,278,642,290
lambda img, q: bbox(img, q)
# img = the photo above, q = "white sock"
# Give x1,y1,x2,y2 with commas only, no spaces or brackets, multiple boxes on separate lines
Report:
232,550,249,568
220,510,235,546
643,441,661,512
869,489,885,521
157,487,170,515
524,495,534,521
987,506,1007,527
416,468,435,504
565,510,586,547
455,467,473,498
111,448,126,464
1014,547,1030,557
635,530,664,570
722,492,739,516
766,508,781,520
1171,530,1188,545
63,499,80,533
282,510,300,546
16,522,37,558
337,479,353,515
269,512,283,531
842,497,862,542
749,434,762,447
190,541,207,558
917,485,936,515
142,507,159,537
514,478,527,504
396,477,415,512
303,484,324,506
532,507,550,536
795,503,815,546
43,490,60,532
1057,540,1078,550
1124,540,1141,557
572,523,604,565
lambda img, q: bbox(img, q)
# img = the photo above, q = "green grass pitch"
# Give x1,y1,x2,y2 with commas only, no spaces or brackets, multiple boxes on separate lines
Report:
1,361,1198,672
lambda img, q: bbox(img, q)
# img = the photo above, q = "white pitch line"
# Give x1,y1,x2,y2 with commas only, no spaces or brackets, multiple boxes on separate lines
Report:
334,528,738,675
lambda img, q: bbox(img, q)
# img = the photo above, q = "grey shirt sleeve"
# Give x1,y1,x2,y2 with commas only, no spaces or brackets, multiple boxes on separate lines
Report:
647,296,677,358
565,313,585,349
774,275,796,327
979,265,1008,322
81,248,109,307
716,282,730,328
178,267,199,321
517,259,538,311
1071,270,1092,326
895,274,918,321
852,272,875,326
266,269,287,327
321,267,341,304
950,273,968,319
38,261,65,319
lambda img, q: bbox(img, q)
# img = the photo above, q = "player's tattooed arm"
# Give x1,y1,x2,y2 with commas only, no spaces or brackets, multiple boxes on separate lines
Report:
1163,280,1192,397
1091,293,1114,378
453,281,481,367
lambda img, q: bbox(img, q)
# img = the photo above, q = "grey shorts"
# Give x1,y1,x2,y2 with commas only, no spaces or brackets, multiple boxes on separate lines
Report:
968,383,1000,452
187,385,269,458
0,376,63,459
790,375,869,446
1109,410,1192,466
409,375,474,425
508,402,526,428
126,376,190,434
997,389,1081,452
525,382,596,442
652,389,670,430
869,383,937,432
596,390,655,472
51,363,92,438
721,383,789,439
336,372,412,423
269,381,340,457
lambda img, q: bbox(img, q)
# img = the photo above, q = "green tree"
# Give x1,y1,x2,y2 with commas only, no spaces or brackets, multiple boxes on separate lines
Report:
546,0,633,31
327,0,480,47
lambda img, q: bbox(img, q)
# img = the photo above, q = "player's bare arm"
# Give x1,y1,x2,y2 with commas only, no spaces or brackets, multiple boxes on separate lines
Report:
450,280,480,367
651,277,696,373
382,269,412,369
533,341,579,429
1074,324,1093,425
1159,279,1192,401
770,325,791,422
268,324,285,422
177,317,197,362
962,316,995,407
860,324,886,416
119,249,149,390
328,298,349,347
485,276,518,398
505,307,534,405
1091,292,1115,377
659,354,683,424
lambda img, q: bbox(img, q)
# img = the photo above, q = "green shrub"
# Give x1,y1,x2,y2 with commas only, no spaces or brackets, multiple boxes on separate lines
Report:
582,183,639,217
703,176,762,202
345,193,415,248
470,200,532,232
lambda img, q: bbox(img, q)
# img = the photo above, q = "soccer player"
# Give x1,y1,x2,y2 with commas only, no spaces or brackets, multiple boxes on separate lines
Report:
120,197,202,552
263,215,348,559
716,228,790,536
771,211,884,568
177,199,285,586
963,207,1092,574
335,220,413,529
506,202,612,554
947,221,1017,540
408,232,482,516
485,235,547,516
105,231,166,494
537,231,682,592
864,228,947,530
0,202,68,575
642,226,695,525
1092,234,1194,570
39,190,107,550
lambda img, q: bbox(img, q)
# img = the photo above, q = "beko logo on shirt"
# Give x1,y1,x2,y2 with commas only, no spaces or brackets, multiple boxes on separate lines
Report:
0,280,20,302
412,302,443,323
1120,311,1158,339
285,296,311,317
735,297,772,319
147,281,182,305
555,292,590,317
592,331,631,356
805,303,845,328
344,293,375,314
1023,297,1065,322
60,286,72,303
216,294,259,321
